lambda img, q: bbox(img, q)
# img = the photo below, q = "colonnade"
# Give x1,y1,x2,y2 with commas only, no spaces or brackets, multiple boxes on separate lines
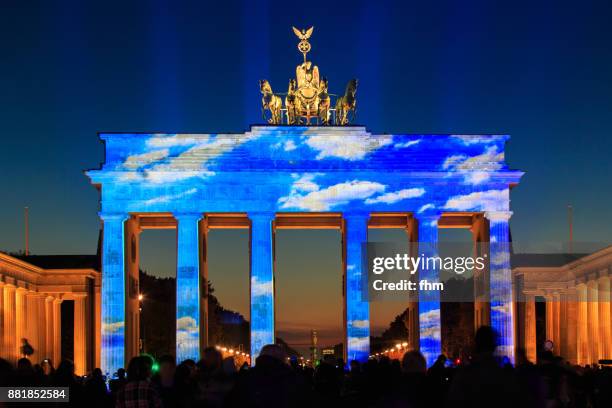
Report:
100,210,515,375
0,253,98,376
517,248,611,365
0,283,64,368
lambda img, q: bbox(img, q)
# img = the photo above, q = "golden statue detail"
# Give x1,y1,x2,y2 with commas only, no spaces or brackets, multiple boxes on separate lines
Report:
260,26,357,125
259,79,282,125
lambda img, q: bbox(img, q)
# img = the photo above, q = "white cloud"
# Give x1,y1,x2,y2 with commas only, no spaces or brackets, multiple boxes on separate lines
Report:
144,188,198,206
147,134,210,148
122,133,261,182
251,276,273,297
123,149,169,170
490,304,511,316
350,320,369,329
102,321,124,334
442,154,467,170
365,188,425,205
418,308,442,340
279,180,385,211
177,316,198,332
490,252,509,266
418,204,435,214
144,170,215,184
347,336,369,351
442,146,504,185
443,189,508,211
289,173,321,194
284,140,297,151
451,135,505,145
304,134,393,160
394,139,421,148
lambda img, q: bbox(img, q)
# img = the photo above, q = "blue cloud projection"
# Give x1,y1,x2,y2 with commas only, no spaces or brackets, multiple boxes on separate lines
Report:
88,126,522,374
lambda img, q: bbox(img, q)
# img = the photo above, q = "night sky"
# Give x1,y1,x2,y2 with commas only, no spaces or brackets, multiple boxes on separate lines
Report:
1,1,611,348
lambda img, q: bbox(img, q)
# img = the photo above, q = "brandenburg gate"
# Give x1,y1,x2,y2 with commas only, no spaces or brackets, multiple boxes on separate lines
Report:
86,28,523,376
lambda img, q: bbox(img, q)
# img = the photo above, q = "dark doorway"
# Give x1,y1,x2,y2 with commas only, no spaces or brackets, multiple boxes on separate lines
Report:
60,300,74,362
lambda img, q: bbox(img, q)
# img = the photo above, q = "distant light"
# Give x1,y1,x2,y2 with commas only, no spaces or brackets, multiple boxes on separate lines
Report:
138,294,143,301
402,342,408,347
395,343,401,349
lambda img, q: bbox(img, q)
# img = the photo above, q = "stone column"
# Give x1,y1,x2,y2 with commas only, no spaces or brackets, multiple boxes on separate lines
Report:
53,299,62,365
415,212,442,367
199,217,210,352
0,282,4,360
471,214,490,330
249,212,275,362
174,213,202,363
485,211,515,363
343,213,370,363
100,213,128,376
587,279,599,364
94,284,101,369
523,293,537,363
36,295,47,361
15,288,27,358
576,283,589,365
405,216,419,351
598,276,611,362
3,285,17,362
561,291,578,364
553,292,561,356
124,216,140,363
73,295,87,375
45,297,54,360
545,295,554,343
25,292,39,362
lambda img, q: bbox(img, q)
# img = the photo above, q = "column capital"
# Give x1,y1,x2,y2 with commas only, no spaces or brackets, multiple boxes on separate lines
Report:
173,212,203,221
247,211,276,221
414,210,441,221
342,211,370,220
99,212,129,222
485,211,513,223
414,211,442,230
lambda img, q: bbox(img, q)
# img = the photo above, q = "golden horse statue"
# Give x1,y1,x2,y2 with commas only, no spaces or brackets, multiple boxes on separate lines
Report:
259,79,282,124
335,78,358,125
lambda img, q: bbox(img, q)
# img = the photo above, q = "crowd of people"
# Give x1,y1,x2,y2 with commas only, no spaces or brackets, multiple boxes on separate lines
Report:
0,326,610,407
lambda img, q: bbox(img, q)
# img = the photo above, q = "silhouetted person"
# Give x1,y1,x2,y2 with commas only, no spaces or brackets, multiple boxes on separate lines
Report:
226,344,311,408
0,358,14,387
53,359,84,406
152,355,176,408
194,348,234,407
115,355,162,408
20,338,34,359
446,326,520,408
15,357,36,386
85,367,110,408
313,359,342,406
174,360,197,408
109,367,127,405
